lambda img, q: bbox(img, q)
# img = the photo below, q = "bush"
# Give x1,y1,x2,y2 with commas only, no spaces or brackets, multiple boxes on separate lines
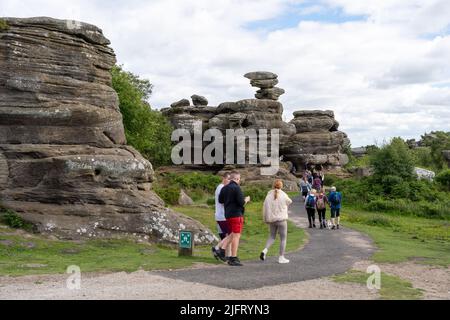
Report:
436,170,450,191
371,138,415,181
112,65,173,167
206,198,216,206
323,174,338,187
1,209,27,229
242,185,268,202
0,19,8,31
168,173,221,194
154,172,222,206
153,186,180,206
363,198,449,219
421,131,450,170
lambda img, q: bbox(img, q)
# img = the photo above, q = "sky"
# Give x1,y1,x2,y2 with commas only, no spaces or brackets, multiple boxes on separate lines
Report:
1,0,450,147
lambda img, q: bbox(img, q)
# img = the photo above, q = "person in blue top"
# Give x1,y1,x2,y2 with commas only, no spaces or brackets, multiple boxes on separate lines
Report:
328,186,342,230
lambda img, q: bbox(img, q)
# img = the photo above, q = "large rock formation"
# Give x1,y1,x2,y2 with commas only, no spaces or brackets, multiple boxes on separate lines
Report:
282,110,350,169
0,17,215,244
162,72,350,178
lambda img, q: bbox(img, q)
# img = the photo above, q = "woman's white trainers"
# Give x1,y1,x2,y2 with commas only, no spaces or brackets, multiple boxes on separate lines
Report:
278,256,290,264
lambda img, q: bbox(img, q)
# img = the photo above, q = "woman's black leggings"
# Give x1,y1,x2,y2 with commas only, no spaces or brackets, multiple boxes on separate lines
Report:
306,208,316,226
318,209,326,225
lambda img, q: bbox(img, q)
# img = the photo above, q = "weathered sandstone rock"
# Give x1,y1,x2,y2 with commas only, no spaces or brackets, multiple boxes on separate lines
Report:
191,95,208,106
0,17,215,244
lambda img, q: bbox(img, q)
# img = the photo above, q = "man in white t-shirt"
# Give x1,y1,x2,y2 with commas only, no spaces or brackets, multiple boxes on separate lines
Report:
212,172,231,261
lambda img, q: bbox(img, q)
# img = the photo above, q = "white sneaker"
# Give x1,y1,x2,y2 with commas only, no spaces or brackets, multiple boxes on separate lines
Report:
278,256,290,264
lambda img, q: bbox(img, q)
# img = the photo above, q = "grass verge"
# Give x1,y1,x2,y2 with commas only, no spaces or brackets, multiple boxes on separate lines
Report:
0,200,306,277
332,270,423,300
341,208,450,266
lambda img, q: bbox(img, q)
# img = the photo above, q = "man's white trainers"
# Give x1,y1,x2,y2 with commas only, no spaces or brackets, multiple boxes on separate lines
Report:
278,256,290,264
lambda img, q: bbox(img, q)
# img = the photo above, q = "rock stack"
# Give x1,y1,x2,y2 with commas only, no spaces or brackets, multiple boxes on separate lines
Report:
244,71,285,101
281,111,350,168
162,72,351,176
0,17,215,245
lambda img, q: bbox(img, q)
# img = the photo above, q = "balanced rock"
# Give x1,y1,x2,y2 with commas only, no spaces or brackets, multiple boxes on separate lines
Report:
0,17,215,245
250,79,279,89
244,71,278,80
191,95,209,106
171,99,191,108
255,87,286,101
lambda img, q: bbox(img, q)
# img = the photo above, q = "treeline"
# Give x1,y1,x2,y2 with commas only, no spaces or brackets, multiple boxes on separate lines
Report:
111,66,173,167
340,137,450,219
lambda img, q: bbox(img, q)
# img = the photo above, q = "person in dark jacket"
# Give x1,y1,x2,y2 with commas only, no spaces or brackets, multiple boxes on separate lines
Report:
213,171,250,266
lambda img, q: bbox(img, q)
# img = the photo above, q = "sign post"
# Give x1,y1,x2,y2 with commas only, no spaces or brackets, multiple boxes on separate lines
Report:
178,230,194,257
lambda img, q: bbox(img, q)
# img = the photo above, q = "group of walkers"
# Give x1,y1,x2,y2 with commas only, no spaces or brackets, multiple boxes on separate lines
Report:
211,170,342,267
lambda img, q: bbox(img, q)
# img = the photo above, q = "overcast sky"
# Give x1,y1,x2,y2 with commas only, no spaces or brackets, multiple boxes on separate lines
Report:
2,0,450,146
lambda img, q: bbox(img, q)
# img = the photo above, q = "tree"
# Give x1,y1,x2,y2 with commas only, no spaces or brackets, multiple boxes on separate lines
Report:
111,65,173,167
370,137,415,181
420,131,450,170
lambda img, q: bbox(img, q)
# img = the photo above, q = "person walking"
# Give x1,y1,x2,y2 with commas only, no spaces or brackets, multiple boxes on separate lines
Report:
299,176,311,202
312,174,322,193
211,172,231,261
305,189,317,228
214,171,250,266
260,180,293,264
328,186,342,230
316,191,329,229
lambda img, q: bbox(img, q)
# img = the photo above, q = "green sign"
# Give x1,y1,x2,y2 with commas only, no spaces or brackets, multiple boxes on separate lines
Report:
179,231,192,249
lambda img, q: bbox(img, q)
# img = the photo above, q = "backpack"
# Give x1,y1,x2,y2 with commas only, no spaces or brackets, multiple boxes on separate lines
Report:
317,197,326,210
306,195,316,209
330,192,341,206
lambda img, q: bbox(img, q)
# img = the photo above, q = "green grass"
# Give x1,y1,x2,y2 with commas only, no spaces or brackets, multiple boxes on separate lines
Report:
333,270,423,300
172,201,306,261
0,229,216,277
342,208,450,266
0,200,306,277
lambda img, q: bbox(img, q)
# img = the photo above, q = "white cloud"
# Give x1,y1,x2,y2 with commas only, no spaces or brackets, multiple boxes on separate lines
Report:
1,0,450,146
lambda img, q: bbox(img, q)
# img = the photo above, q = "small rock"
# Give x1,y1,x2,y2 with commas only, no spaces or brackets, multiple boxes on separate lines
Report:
178,190,194,206
191,95,208,106
171,99,191,108
244,71,278,80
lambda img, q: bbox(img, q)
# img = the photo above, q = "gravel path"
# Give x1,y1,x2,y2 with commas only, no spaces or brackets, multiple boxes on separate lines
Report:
154,196,375,289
